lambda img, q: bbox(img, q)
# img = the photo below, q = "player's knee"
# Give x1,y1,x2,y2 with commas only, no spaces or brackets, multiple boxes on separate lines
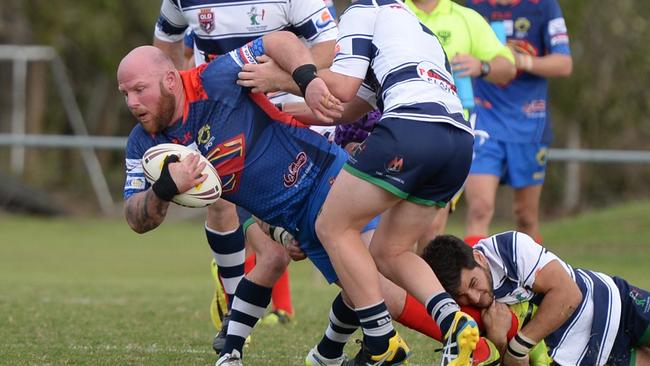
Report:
369,245,397,274
255,245,289,277
315,216,338,246
514,205,537,229
468,197,494,220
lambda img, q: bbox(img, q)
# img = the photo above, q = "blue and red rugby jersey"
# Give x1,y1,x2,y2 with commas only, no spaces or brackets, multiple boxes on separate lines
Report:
124,39,346,234
469,0,571,144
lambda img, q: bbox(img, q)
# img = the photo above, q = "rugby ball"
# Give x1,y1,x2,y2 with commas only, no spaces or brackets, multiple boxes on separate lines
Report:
142,143,221,208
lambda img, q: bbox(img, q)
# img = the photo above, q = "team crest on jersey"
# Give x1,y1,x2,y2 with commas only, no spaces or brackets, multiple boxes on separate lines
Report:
283,152,308,188
436,30,452,46
514,17,531,37
197,124,211,144
198,8,215,34
385,156,404,174
416,61,455,95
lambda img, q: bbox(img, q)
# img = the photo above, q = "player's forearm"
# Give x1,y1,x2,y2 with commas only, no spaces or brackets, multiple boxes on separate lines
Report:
309,40,336,69
262,31,317,76
124,189,170,234
520,286,581,343
516,53,573,78
484,56,516,85
153,37,185,70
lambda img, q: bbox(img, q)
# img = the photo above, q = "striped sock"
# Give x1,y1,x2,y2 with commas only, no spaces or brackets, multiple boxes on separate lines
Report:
221,277,271,357
356,301,395,355
426,292,460,338
316,293,360,359
396,293,443,341
206,225,245,311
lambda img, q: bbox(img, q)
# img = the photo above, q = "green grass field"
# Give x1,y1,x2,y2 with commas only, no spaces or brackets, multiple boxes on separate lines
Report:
1,201,650,365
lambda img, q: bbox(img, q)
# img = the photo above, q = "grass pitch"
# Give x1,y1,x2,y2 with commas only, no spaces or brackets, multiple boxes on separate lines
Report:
1,200,649,365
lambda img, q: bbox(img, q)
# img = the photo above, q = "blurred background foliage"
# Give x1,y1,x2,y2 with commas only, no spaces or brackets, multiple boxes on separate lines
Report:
0,0,648,216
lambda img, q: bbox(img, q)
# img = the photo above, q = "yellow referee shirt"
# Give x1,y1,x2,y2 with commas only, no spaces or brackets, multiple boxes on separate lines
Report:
405,0,514,64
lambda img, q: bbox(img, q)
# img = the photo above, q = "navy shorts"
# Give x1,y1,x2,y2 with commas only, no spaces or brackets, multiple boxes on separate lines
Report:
344,118,474,207
607,277,650,365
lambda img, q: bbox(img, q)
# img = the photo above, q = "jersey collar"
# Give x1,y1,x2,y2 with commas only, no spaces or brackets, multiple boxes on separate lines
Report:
405,0,452,17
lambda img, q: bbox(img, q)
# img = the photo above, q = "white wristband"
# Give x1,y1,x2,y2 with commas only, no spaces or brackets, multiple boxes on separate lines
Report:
507,331,536,358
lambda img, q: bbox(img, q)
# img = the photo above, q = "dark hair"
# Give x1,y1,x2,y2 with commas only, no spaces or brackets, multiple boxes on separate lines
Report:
420,235,479,298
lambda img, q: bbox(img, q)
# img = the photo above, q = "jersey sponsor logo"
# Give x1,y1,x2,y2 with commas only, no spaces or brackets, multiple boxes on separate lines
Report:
548,18,568,36
283,152,308,187
385,155,404,174
125,176,145,190
522,99,546,118
629,289,650,313
315,10,334,29
205,134,246,194
247,6,268,31
198,8,215,34
416,61,456,95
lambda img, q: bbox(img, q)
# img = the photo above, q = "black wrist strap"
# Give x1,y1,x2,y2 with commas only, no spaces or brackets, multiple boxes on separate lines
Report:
292,64,318,96
152,154,180,201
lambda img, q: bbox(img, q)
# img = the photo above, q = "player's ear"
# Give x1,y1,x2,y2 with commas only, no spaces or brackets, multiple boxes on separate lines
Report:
473,250,487,268
163,69,176,91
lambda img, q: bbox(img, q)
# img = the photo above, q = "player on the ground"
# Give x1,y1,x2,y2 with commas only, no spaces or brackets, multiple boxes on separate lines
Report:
295,2,478,365
422,232,650,366
152,0,339,350
463,0,573,246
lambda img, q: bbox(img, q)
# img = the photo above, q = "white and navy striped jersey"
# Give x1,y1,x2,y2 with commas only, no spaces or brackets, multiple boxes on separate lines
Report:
155,0,338,65
332,0,470,134
476,231,622,366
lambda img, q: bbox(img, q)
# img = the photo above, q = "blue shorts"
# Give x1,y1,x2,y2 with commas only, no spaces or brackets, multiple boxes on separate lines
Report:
607,277,650,365
295,151,379,284
345,118,474,207
469,137,548,189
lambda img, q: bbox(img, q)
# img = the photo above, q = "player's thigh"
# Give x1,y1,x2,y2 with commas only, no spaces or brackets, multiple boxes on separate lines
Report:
464,174,500,208
206,199,239,231
635,347,650,366
371,200,440,257
317,169,399,233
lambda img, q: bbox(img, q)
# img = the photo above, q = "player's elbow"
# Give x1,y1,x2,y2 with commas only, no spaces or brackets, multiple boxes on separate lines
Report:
332,85,358,103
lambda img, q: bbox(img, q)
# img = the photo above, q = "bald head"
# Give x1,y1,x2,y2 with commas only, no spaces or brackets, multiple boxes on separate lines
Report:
117,45,176,81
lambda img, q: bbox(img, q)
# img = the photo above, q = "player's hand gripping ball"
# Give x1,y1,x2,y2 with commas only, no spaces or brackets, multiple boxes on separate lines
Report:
142,143,221,208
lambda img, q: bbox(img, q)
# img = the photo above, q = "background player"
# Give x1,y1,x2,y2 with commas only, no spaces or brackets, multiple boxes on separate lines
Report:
463,0,573,246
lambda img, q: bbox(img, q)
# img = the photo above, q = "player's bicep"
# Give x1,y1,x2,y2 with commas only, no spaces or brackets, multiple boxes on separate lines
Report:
530,260,575,296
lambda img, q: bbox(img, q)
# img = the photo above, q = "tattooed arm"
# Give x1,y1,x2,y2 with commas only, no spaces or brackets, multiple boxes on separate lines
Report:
124,189,170,234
